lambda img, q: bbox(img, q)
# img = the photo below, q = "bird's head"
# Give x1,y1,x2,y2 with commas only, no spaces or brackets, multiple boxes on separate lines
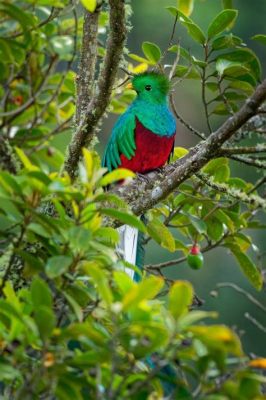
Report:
130,72,170,104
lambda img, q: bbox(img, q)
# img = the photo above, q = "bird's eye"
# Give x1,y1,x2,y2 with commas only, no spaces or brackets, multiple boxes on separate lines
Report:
145,85,152,91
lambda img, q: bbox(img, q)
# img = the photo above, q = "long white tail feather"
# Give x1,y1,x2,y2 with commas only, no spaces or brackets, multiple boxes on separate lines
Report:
117,225,139,279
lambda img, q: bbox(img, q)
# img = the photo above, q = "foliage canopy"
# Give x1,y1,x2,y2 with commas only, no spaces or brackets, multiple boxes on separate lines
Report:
0,0,265,398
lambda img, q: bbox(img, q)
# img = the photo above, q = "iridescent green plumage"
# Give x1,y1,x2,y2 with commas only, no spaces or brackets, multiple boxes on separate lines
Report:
102,72,175,171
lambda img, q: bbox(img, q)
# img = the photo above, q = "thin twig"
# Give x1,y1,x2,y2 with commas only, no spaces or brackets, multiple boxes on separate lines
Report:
220,144,266,155
217,283,266,312
227,155,266,169
0,56,58,120
245,312,266,334
196,172,266,209
170,94,206,140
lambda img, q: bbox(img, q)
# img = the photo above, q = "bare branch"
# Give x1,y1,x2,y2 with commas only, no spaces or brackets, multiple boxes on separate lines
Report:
170,94,206,140
217,283,266,313
245,312,266,334
63,0,126,180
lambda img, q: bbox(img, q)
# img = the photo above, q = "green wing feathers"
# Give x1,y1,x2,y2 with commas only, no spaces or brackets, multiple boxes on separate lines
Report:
103,111,136,171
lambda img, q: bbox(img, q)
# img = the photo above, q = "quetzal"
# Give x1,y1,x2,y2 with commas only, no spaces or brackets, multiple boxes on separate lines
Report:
103,71,177,394
103,71,176,278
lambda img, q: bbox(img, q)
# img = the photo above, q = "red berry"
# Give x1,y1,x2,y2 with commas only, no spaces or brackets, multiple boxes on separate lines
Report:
13,95,23,106
190,245,200,255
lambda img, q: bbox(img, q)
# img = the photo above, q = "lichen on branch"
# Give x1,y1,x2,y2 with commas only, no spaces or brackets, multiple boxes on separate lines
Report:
63,0,127,180
111,80,266,217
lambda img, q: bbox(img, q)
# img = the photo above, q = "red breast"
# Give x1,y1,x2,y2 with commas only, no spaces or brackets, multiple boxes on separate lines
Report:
119,119,175,173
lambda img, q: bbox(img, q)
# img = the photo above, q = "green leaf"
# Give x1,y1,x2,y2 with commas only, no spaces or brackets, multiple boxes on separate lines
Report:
0,3,35,31
212,34,242,50
178,310,218,330
215,209,234,232
99,168,135,187
206,82,219,92
142,42,161,64
169,281,193,319
28,222,51,238
178,0,194,16
208,10,238,39
252,34,266,45
31,278,52,309
166,6,179,17
216,59,248,77
63,292,83,322
113,271,134,295
0,39,14,63
189,325,242,355
50,36,74,56
100,208,146,233
168,44,179,52
228,80,254,95
80,0,97,12
94,227,120,245
147,217,175,252
187,214,207,234
45,256,72,278
34,306,56,341
207,217,223,241
216,49,261,81
173,147,189,161
83,262,113,305
175,65,201,79
67,227,92,254
229,245,263,290
178,12,206,44
122,276,164,310
203,158,229,182
222,0,233,8
0,362,22,382
15,147,36,171
128,53,152,64
82,148,93,180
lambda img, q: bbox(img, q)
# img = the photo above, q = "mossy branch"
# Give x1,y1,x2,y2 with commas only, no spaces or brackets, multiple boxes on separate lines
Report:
75,8,100,126
0,136,20,174
111,79,266,216
63,0,126,180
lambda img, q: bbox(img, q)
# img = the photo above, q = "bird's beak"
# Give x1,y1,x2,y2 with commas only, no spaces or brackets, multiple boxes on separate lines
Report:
126,82,133,90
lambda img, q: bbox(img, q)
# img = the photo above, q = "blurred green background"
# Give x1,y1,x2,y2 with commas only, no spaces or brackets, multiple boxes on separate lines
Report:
98,0,266,357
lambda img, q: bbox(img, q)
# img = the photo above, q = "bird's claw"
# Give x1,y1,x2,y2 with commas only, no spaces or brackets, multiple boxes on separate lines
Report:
136,172,149,183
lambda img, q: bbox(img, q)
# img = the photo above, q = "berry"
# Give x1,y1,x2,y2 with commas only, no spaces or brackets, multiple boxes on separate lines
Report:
13,95,23,106
187,245,204,270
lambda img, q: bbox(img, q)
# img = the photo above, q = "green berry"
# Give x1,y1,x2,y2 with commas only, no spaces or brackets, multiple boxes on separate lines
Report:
187,245,204,270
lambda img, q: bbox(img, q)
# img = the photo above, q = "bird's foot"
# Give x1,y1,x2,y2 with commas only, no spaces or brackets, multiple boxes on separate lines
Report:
153,166,164,174
136,172,150,184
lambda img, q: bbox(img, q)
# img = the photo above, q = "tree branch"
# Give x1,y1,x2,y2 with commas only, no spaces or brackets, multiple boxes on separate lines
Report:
226,155,266,169
111,79,266,217
63,0,126,180
219,144,266,155
75,8,100,126
0,136,20,174
196,172,266,208
170,94,206,140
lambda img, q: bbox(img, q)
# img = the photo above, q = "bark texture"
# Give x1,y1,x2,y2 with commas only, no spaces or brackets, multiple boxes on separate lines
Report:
64,0,127,180
112,79,266,217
